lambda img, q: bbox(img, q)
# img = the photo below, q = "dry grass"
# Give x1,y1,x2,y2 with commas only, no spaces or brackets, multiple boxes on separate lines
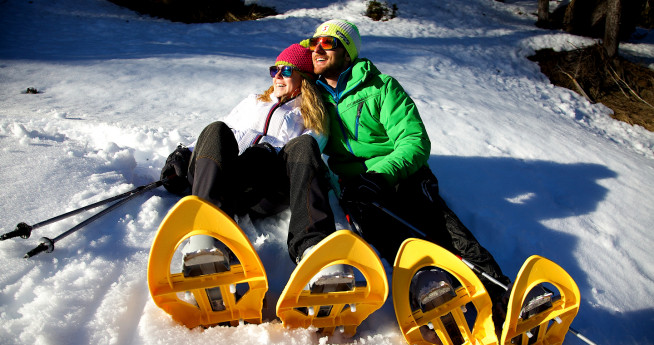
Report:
107,0,277,23
529,44,654,131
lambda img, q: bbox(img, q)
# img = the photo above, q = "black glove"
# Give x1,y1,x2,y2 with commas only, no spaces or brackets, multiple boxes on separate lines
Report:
160,145,192,195
240,142,277,162
340,172,392,204
252,142,277,154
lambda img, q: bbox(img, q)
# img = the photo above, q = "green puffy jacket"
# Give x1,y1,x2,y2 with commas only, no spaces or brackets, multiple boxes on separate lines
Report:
318,58,431,186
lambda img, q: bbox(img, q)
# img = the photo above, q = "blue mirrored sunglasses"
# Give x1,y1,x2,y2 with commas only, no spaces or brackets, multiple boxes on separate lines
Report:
269,65,295,78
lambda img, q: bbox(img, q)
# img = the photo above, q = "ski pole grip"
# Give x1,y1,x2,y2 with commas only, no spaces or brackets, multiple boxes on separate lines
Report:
24,237,55,258
1,222,34,241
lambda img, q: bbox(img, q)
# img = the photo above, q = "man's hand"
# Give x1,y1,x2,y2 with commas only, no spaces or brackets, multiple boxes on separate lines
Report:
340,172,392,204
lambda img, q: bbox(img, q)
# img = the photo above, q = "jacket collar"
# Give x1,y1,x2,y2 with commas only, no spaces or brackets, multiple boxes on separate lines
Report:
271,93,301,106
317,58,372,103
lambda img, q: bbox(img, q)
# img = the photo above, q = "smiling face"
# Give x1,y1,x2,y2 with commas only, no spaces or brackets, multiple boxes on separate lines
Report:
272,68,303,99
312,39,351,87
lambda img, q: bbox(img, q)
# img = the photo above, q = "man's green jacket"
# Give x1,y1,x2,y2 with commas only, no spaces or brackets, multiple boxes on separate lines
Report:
318,58,431,186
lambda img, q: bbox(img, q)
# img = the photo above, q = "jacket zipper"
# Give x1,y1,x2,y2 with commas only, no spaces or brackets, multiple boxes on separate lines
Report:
355,102,363,140
252,98,286,146
319,76,362,155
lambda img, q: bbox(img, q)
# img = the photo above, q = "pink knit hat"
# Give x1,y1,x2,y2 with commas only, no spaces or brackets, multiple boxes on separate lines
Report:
275,44,315,77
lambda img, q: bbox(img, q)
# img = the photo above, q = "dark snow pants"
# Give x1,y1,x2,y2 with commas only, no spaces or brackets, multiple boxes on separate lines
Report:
188,121,336,262
341,166,511,302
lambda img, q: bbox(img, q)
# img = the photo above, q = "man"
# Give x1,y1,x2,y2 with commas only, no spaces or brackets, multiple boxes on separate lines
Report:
305,19,511,313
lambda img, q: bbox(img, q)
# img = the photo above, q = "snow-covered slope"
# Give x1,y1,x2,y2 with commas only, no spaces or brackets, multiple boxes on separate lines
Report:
1,0,653,344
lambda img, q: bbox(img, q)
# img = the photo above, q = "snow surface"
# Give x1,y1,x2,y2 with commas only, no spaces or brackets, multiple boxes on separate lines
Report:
1,0,653,344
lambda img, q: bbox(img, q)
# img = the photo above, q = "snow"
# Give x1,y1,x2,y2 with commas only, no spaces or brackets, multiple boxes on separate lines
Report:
1,0,653,344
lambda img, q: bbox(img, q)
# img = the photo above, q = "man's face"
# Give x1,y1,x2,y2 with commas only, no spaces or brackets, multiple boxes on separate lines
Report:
312,38,350,78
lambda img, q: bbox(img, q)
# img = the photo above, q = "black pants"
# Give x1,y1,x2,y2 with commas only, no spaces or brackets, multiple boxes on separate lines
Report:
341,166,510,302
188,121,336,262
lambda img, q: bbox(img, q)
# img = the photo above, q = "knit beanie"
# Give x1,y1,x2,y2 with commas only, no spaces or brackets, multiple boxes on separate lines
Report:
312,19,361,60
275,43,314,76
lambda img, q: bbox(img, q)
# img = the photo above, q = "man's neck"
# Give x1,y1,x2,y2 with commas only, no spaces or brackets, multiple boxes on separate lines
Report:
323,60,353,89
324,76,339,89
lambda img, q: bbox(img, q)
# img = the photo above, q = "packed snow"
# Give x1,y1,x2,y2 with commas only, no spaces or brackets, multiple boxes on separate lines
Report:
1,0,653,344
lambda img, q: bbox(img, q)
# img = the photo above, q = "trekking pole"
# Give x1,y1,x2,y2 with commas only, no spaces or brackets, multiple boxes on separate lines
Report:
371,202,510,289
1,178,168,241
23,178,167,258
370,201,597,345
568,327,598,345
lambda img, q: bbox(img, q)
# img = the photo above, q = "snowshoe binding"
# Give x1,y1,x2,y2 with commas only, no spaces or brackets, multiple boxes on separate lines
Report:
181,236,232,312
499,256,580,345
410,267,464,345
304,262,356,319
148,196,268,328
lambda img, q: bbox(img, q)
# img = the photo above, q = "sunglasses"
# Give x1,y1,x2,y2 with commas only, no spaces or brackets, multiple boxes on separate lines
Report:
308,36,340,51
269,65,295,78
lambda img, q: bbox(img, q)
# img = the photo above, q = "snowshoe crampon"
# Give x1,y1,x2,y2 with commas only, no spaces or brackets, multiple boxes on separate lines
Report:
393,238,498,345
276,230,388,336
500,256,580,345
147,196,268,328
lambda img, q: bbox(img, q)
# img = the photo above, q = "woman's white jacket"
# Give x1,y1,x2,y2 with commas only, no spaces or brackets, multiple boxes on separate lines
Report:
222,94,327,154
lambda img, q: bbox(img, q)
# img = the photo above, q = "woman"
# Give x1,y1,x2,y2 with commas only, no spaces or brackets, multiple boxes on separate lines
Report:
160,44,338,283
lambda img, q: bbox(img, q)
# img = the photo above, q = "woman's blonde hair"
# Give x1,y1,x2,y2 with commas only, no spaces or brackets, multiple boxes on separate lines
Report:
257,77,329,135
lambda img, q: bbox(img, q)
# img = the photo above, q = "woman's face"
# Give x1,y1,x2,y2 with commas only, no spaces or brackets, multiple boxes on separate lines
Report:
272,67,303,99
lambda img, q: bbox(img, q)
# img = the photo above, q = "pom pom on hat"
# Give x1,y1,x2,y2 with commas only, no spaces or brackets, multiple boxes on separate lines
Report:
313,19,361,60
275,44,314,76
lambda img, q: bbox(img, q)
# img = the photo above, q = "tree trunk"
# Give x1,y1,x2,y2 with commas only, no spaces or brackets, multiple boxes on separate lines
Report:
537,0,550,27
604,0,622,58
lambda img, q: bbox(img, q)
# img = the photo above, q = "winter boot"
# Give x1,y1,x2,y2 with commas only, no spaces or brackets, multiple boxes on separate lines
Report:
300,246,355,293
308,264,356,293
520,284,554,320
410,267,457,311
